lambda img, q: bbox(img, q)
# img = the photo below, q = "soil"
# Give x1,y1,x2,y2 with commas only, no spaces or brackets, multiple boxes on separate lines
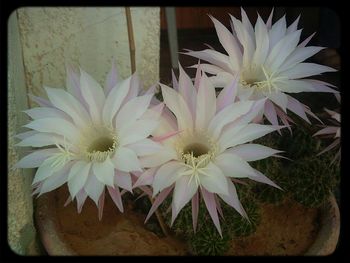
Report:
37,185,321,256
227,198,320,255
52,186,188,255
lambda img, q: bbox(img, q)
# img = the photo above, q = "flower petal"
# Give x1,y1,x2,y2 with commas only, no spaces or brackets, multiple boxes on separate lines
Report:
286,95,310,123
216,75,239,112
195,73,216,130
201,188,222,236
189,63,224,75
93,156,115,187
214,152,256,178
24,107,71,121
102,76,131,126
114,171,132,192
227,143,282,162
160,84,193,131
277,80,315,93
68,161,91,198
208,71,234,88
145,186,173,223
107,186,124,212
172,175,198,223
84,173,105,206
218,179,247,218
127,139,163,156
15,131,37,140
119,119,159,146
112,147,141,172
15,133,65,148
115,94,153,129
104,60,119,95
253,15,269,66
280,63,336,79
248,168,282,190
210,15,242,70
133,167,157,188
24,118,80,142
14,148,59,168
266,29,302,72
79,68,106,125
153,161,184,196
268,15,287,50
139,148,177,168
264,99,279,126
45,86,90,128
178,63,197,119
286,15,300,34
184,49,233,73
313,126,339,137
209,100,254,140
278,46,325,72
267,92,288,113
32,157,61,184
29,94,52,107
192,191,199,232
76,189,88,213
219,123,280,150
199,162,229,195
66,66,90,110
38,164,70,196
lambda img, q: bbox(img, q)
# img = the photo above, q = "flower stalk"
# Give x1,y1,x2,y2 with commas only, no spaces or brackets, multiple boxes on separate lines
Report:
147,196,169,236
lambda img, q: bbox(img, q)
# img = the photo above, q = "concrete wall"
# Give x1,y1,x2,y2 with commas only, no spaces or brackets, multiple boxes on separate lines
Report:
8,11,38,255
16,7,160,105
8,7,160,254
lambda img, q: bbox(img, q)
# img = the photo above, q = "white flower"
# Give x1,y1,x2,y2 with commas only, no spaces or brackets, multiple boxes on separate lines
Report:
185,8,338,128
15,62,163,218
135,65,284,235
313,94,340,164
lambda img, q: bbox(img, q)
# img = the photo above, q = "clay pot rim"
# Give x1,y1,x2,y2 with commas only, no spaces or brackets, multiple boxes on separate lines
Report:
35,193,340,256
304,195,340,256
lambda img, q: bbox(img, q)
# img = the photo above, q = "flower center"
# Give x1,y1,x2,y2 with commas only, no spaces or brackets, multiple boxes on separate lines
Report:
175,131,219,188
240,65,287,93
87,137,115,153
176,131,218,169
183,143,210,158
80,125,118,162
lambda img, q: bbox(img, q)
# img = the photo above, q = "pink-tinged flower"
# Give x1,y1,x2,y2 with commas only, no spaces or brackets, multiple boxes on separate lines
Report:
185,8,338,128
15,62,163,218
313,94,340,164
134,65,284,235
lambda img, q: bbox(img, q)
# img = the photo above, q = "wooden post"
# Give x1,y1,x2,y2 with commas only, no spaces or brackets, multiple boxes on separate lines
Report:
125,7,136,74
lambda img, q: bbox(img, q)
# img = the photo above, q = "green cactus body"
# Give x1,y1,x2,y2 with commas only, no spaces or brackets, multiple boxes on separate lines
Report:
224,184,261,238
189,224,231,255
288,153,340,207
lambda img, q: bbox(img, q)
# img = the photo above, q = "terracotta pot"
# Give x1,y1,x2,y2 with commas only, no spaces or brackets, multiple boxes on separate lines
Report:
35,186,340,256
304,195,340,255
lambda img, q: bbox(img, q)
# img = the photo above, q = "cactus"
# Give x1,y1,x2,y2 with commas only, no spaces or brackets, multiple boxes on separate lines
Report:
188,222,231,256
223,184,261,238
287,152,340,208
160,183,261,255
159,195,231,255
278,120,321,160
250,156,287,204
247,133,288,204
272,120,340,208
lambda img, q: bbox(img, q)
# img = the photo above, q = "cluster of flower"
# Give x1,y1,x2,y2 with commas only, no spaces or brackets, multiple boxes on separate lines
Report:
15,8,339,235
